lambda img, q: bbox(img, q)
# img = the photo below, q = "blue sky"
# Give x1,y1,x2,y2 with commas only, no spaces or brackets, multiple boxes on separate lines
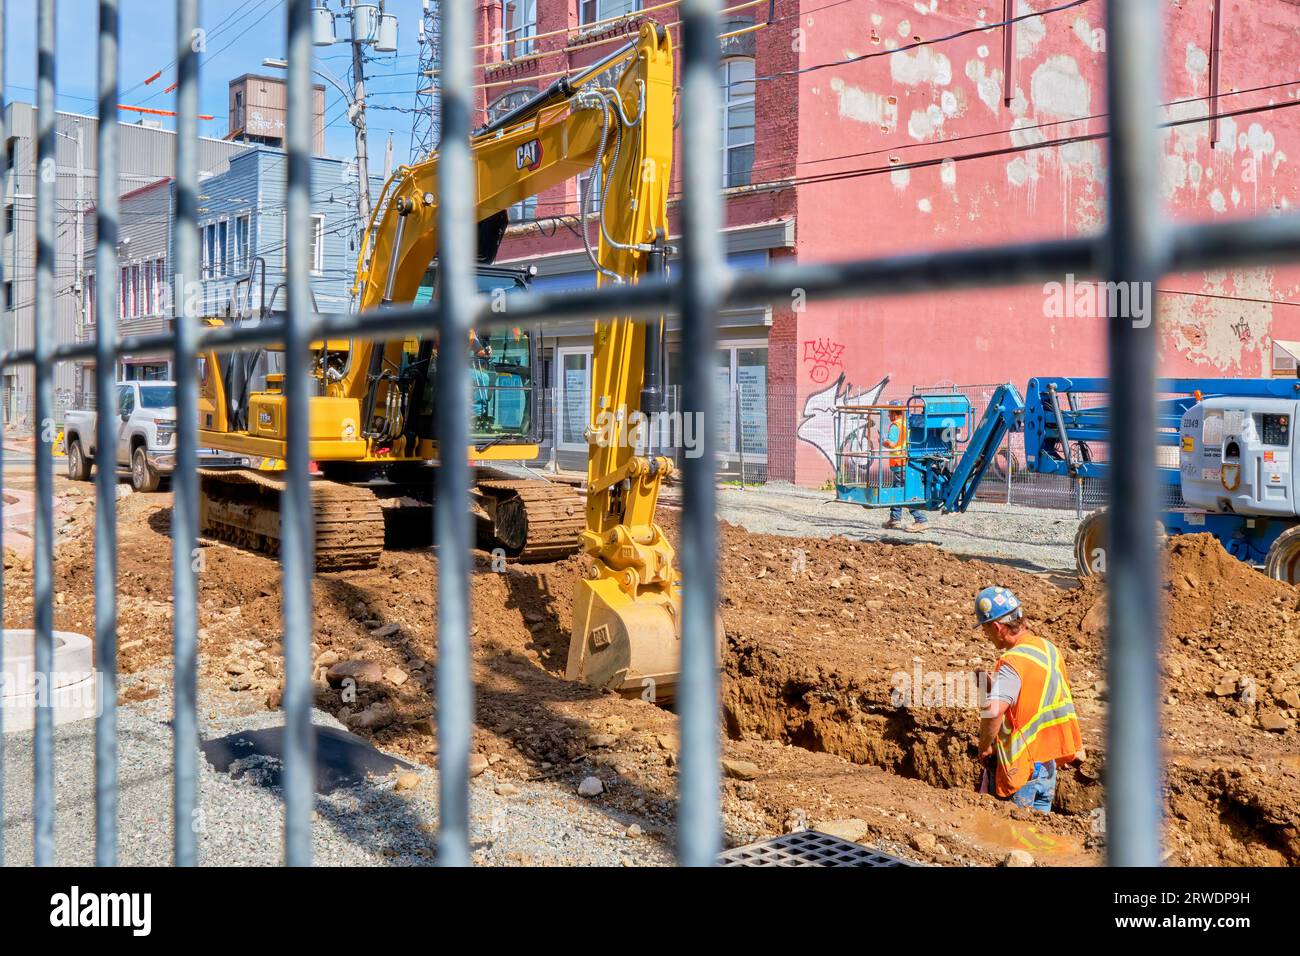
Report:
3,0,431,164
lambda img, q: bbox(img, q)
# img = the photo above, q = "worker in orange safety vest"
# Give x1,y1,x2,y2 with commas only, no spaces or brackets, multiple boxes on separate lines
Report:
973,586,1086,813
882,403,928,533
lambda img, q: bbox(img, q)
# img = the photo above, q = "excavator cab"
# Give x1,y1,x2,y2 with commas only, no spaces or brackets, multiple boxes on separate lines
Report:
402,263,542,450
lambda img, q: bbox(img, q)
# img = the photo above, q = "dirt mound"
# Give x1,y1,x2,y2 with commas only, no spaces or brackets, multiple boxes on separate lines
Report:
7,481,1300,865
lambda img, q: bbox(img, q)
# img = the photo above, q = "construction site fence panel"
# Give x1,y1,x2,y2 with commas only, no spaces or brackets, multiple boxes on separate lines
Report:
1,0,1295,867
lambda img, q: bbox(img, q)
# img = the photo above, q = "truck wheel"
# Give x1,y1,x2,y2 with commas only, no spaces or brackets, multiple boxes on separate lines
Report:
1265,526,1300,584
1074,509,1108,576
131,446,161,493
1073,507,1166,577
66,439,92,481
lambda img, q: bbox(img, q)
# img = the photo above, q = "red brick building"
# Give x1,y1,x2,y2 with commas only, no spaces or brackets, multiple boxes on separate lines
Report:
474,0,1300,484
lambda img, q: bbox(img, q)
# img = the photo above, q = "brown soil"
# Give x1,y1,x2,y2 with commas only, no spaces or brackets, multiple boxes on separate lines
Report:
5,477,1300,866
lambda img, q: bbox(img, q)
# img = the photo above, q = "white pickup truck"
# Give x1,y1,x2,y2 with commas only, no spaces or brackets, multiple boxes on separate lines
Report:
64,381,177,492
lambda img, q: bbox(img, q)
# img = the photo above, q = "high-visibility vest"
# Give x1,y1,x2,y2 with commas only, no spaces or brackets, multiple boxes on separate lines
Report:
885,418,908,468
993,634,1082,797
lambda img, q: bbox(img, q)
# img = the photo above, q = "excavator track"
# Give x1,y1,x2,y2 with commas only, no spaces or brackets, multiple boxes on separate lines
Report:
198,468,386,571
476,477,585,562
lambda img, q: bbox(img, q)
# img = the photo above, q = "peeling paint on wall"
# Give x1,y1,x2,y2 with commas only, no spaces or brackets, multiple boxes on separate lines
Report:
1072,17,1104,52
964,58,1003,114
1185,41,1208,93
828,77,899,131
940,157,957,186
1015,0,1047,58
890,46,952,86
1030,54,1090,119
1162,268,1278,374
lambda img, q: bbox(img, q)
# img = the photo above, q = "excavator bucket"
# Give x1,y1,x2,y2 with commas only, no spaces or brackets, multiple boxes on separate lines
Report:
568,574,723,705
569,578,681,702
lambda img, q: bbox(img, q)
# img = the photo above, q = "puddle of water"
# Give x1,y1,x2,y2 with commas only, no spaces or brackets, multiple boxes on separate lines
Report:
967,814,1083,856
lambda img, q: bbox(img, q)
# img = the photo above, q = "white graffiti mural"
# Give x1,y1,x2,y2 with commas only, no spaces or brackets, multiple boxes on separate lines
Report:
796,372,890,469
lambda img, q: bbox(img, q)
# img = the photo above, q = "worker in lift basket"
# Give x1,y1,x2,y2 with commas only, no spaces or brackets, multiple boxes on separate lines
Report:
881,403,928,532
972,586,1085,814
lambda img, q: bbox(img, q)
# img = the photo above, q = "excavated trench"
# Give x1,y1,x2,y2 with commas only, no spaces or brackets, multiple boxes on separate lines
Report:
722,635,1103,815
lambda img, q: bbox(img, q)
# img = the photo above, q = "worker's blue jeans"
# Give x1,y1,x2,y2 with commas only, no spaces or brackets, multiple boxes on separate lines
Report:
1009,759,1057,814
888,466,927,524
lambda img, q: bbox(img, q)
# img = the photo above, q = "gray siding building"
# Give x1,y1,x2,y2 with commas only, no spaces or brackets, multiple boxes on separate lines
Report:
2,104,246,423
77,145,382,402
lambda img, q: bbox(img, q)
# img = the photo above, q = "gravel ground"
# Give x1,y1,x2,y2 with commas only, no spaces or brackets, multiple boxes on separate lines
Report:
1,672,675,867
699,483,1082,577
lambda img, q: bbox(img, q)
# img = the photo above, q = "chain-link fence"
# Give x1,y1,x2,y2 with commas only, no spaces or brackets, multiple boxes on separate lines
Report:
937,381,1186,517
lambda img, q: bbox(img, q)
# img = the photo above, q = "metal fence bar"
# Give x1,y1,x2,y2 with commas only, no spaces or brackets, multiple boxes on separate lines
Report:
435,0,476,869
1103,0,1165,867
92,0,121,868
32,0,57,867
171,0,201,867
0,205,1297,372
677,0,724,868
281,0,317,868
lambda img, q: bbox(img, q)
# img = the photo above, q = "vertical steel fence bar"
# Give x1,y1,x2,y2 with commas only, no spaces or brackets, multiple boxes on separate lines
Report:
93,0,121,867
677,0,724,867
0,0,8,870
1103,0,1165,866
32,0,57,867
435,0,475,868
282,0,316,867
171,0,201,867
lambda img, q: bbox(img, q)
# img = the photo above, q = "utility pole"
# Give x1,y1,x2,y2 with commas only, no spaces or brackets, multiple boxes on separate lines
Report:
349,28,372,232
306,1,399,239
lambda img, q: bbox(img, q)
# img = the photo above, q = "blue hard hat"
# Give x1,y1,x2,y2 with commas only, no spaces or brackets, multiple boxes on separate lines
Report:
973,586,1022,628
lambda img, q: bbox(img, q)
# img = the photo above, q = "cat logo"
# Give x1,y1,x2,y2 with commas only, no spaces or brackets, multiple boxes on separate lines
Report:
516,138,542,171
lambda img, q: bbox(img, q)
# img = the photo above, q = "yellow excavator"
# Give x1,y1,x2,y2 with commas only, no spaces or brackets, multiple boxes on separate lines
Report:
196,22,690,696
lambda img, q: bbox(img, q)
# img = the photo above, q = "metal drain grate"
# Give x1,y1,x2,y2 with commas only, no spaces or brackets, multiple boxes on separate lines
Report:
718,830,915,867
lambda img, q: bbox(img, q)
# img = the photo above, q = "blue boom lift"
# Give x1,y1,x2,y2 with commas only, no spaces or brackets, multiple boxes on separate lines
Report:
835,377,1300,581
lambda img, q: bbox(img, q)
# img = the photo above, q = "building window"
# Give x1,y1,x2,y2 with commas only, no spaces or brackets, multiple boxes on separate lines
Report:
488,89,542,222
154,258,167,313
578,168,602,215
119,266,129,319
721,56,755,188
123,362,169,382
502,0,537,59
217,219,229,276
283,214,328,273
557,347,592,451
665,340,768,464
130,264,141,317
235,214,250,275
143,263,153,315
202,222,217,279
311,214,325,274
580,0,639,25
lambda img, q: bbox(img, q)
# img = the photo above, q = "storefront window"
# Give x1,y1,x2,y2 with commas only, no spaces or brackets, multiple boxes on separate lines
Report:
558,349,591,450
